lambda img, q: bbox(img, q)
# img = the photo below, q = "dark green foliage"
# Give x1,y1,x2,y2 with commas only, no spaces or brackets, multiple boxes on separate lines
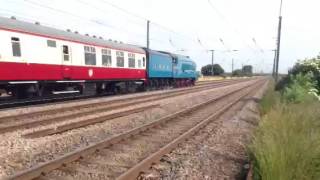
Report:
231,65,253,76
275,75,290,91
232,69,243,76
282,73,318,103
201,64,224,76
287,58,320,91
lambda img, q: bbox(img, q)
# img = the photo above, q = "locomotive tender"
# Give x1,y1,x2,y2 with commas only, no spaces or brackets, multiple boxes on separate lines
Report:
0,16,196,98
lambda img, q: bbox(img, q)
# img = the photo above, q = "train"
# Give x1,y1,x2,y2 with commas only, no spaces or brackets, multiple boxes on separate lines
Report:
0,16,197,98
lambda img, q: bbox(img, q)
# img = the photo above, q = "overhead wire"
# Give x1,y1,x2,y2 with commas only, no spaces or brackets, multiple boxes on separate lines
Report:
6,0,216,53
98,0,201,43
252,38,264,53
0,8,55,27
19,0,155,44
96,0,205,50
3,0,270,68
92,0,271,69
22,0,198,51
97,0,148,21
207,0,272,72
76,0,146,27
207,0,265,55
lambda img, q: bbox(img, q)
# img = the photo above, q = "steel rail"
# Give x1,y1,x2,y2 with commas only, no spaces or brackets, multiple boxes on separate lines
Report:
0,80,252,134
0,79,243,110
0,79,244,122
117,81,263,180
4,80,261,180
195,78,246,85
23,104,160,138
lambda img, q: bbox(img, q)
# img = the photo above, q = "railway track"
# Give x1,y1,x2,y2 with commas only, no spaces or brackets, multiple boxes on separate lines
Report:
0,78,253,134
0,78,248,110
5,78,265,180
195,78,244,85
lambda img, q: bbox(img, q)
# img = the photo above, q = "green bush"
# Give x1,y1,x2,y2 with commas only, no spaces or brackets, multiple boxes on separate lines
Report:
201,64,224,76
232,69,243,76
242,65,253,76
282,73,317,103
289,57,320,91
275,75,290,91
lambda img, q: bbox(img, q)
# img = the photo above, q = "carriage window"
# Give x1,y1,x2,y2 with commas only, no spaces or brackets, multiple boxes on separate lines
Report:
84,46,96,65
142,57,146,67
128,53,135,68
102,49,112,67
138,59,142,68
116,51,124,67
11,37,21,57
63,45,69,61
47,40,56,47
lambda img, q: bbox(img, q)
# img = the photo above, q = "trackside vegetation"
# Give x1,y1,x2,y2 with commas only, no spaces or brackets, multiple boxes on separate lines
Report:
249,57,320,180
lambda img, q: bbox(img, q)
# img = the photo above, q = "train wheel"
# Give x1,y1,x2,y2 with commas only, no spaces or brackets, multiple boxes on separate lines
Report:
151,80,156,90
36,85,44,97
159,79,164,89
154,80,159,90
177,80,181,87
165,79,169,89
113,86,120,95
13,85,31,99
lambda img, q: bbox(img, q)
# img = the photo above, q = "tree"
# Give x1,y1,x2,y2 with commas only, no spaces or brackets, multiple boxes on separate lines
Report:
288,57,320,91
232,69,243,76
201,64,224,76
242,65,253,76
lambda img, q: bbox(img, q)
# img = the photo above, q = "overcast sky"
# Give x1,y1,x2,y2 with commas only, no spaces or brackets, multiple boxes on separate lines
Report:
1,0,319,73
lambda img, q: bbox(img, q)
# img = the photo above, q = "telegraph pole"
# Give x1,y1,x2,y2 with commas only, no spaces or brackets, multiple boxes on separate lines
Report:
275,0,283,82
209,50,215,76
272,49,277,76
147,20,150,49
232,58,234,73
231,50,238,74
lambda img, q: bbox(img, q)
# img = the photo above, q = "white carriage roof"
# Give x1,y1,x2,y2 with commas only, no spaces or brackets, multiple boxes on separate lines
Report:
0,16,145,54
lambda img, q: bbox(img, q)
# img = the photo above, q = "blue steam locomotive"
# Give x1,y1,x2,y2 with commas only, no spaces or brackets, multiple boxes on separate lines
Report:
145,49,197,89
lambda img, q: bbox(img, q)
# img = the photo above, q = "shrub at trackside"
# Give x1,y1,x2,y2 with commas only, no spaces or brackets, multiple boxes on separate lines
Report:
249,57,320,180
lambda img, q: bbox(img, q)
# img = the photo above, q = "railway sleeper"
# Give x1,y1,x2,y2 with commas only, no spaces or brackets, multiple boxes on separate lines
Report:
5,80,263,180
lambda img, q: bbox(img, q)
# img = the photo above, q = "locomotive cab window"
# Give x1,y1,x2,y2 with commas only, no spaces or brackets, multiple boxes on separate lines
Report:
63,45,69,61
102,49,112,67
11,37,21,57
84,46,96,65
116,51,124,67
138,59,142,68
128,53,135,68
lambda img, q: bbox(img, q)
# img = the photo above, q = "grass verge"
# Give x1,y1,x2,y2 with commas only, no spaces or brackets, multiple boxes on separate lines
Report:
249,76,320,180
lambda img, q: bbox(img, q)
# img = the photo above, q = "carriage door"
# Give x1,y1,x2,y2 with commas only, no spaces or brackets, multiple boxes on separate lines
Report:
172,57,178,77
61,45,72,79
